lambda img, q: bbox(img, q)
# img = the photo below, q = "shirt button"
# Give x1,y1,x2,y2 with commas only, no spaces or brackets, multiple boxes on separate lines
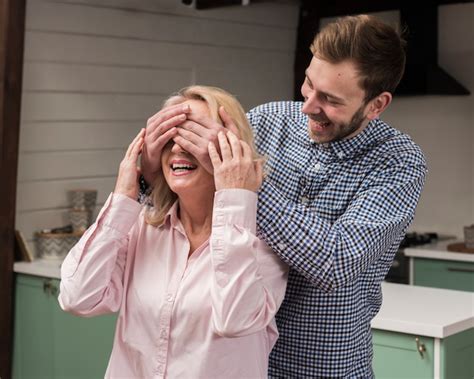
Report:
300,196,309,204
154,365,163,374
160,330,167,338
277,243,286,250
337,152,344,159
166,294,174,302
313,163,321,172
217,200,224,208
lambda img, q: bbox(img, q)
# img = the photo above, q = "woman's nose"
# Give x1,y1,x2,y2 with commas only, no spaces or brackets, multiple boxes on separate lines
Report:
171,142,186,154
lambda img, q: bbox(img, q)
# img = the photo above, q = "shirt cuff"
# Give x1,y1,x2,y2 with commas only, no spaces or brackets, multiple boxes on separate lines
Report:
213,189,257,233
99,192,142,235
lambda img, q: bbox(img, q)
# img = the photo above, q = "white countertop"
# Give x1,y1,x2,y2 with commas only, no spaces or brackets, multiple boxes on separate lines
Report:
14,261,474,338
404,240,474,263
372,282,474,338
14,259,62,279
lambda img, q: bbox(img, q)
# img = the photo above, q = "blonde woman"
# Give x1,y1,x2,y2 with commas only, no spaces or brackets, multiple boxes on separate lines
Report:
59,86,288,378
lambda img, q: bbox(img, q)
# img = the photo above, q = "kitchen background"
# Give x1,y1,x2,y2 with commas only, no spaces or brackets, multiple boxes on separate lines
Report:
15,0,473,255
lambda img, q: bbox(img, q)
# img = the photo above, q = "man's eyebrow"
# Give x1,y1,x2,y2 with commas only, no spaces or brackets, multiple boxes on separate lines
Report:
320,90,345,103
304,70,345,103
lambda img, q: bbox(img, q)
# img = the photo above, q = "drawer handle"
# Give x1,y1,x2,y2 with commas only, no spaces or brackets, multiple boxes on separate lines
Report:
43,280,58,296
415,337,426,359
447,267,474,273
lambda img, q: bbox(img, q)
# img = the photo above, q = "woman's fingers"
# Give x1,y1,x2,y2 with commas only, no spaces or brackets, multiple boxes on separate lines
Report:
126,129,145,158
208,141,222,169
226,131,242,160
218,106,241,138
130,131,145,160
217,131,232,161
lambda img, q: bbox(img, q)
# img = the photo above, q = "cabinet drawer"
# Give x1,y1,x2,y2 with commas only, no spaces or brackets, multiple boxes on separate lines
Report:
373,329,434,379
413,259,474,291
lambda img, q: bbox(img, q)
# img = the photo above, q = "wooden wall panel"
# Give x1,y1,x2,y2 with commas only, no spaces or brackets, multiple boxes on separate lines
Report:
18,150,124,181
16,0,298,256
19,121,142,152
27,1,295,50
21,93,163,121
24,32,293,72
53,0,299,27
17,177,115,211
23,62,192,94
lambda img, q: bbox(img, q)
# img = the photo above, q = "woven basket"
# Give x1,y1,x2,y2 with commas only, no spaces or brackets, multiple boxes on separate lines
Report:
36,232,82,260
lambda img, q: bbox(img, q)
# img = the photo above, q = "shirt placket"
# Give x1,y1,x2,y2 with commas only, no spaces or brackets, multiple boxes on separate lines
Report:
153,290,175,378
153,230,188,379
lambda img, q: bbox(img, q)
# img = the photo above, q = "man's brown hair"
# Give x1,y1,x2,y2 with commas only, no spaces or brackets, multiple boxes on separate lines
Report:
311,15,406,102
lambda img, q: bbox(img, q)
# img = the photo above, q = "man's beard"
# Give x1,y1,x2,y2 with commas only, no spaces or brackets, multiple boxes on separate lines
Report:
335,104,367,142
308,104,367,144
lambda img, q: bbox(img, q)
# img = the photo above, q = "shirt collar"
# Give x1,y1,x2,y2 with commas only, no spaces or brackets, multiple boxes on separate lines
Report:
159,200,181,230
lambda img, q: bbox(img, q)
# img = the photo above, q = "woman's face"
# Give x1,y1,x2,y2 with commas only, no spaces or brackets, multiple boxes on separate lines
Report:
160,99,216,199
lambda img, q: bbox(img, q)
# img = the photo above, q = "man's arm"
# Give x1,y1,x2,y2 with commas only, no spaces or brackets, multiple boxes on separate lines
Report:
256,155,426,293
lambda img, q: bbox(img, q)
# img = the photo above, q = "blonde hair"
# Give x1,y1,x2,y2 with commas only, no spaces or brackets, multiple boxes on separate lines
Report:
145,85,262,226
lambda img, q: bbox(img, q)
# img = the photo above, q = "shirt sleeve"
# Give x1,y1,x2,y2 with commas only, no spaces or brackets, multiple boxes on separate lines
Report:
209,189,288,338
256,157,427,293
58,192,142,316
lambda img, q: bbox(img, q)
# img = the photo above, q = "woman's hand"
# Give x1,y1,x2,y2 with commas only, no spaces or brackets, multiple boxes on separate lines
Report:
208,131,263,192
114,129,145,200
141,104,191,185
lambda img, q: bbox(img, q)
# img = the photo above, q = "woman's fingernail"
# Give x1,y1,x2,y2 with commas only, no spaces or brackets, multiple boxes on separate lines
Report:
183,104,190,111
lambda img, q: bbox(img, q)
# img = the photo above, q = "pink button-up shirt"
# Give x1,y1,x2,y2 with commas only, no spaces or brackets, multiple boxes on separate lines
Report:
59,189,288,378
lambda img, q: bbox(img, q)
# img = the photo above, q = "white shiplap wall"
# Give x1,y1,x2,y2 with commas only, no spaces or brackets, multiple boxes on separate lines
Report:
16,0,298,254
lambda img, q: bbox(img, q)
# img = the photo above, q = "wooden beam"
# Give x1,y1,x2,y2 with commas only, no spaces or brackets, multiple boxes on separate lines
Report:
0,0,26,377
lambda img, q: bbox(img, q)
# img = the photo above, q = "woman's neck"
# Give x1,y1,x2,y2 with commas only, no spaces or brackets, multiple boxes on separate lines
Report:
178,194,214,255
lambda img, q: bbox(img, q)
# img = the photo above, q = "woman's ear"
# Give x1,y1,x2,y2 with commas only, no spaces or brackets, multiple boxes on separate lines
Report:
366,92,392,120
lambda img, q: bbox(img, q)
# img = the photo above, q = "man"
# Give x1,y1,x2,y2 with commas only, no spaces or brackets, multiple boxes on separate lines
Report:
140,15,426,378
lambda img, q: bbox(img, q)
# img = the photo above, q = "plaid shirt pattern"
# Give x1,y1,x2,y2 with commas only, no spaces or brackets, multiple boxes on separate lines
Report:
248,101,427,378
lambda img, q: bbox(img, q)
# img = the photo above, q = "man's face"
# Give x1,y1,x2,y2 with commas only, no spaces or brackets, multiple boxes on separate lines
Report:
301,57,371,144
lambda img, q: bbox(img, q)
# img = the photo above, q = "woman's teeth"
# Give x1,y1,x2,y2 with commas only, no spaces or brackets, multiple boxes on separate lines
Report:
171,163,196,172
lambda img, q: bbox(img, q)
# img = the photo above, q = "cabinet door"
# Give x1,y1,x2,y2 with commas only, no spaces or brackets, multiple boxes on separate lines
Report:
372,330,434,379
13,275,117,379
414,259,474,292
51,279,117,379
440,328,474,379
13,275,55,379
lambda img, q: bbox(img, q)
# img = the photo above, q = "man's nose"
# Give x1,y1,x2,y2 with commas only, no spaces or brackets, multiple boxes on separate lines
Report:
302,93,322,115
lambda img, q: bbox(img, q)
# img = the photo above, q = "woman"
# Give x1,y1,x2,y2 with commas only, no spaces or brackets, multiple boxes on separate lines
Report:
58,86,288,378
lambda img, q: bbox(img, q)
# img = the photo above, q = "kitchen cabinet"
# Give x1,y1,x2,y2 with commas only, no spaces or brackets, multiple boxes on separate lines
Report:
371,282,474,379
404,241,474,292
13,262,474,379
372,328,474,379
413,258,474,291
12,274,117,379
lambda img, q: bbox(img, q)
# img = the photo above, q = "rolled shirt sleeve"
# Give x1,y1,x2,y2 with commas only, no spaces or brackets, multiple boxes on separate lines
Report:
210,189,288,337
58,192,142,316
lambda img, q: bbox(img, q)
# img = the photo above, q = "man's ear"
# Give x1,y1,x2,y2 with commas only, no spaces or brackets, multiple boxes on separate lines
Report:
366,92,392,120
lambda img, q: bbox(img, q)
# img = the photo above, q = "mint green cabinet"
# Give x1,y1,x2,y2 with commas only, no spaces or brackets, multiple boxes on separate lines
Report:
13,274,117,379
412,258,474,292
373,328,474,379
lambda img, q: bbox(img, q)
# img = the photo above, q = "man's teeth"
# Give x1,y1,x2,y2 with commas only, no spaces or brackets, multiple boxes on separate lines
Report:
316,121,330,127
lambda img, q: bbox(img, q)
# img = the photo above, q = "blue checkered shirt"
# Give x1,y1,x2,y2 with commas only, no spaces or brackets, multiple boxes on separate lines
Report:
248,101,427,378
